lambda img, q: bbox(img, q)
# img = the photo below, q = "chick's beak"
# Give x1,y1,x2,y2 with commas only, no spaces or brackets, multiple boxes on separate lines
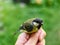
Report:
33,22,39,26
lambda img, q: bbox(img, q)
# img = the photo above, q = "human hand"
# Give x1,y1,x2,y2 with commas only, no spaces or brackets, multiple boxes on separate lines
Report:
15,28,46,45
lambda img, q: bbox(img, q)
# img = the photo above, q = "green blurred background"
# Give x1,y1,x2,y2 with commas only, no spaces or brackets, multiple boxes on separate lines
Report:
0,0,60,45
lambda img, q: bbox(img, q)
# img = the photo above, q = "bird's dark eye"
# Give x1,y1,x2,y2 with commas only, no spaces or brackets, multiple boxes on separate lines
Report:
25,24,33,32
27,25,30,28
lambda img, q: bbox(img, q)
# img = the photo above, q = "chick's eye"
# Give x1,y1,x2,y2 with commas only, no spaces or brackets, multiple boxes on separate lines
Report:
25,25,30,28
25,24,33,32
27,25,30,28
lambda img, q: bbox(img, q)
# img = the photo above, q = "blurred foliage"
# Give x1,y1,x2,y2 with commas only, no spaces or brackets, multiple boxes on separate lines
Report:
0,0,60,45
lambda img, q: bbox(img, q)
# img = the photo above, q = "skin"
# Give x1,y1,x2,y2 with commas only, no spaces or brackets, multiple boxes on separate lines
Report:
15,28,46,45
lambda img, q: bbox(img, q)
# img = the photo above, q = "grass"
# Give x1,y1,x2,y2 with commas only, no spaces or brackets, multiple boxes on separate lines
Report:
0,0,60,45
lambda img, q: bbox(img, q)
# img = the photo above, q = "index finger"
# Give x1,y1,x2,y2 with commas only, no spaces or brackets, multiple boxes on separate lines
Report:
15,33,29,45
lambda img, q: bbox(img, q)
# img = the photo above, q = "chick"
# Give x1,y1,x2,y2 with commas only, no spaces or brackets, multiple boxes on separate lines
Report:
19,18,43,34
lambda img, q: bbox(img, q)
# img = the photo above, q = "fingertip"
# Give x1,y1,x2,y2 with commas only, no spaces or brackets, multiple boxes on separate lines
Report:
42,29,46,38
38,28,46,41
37,39,45,45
